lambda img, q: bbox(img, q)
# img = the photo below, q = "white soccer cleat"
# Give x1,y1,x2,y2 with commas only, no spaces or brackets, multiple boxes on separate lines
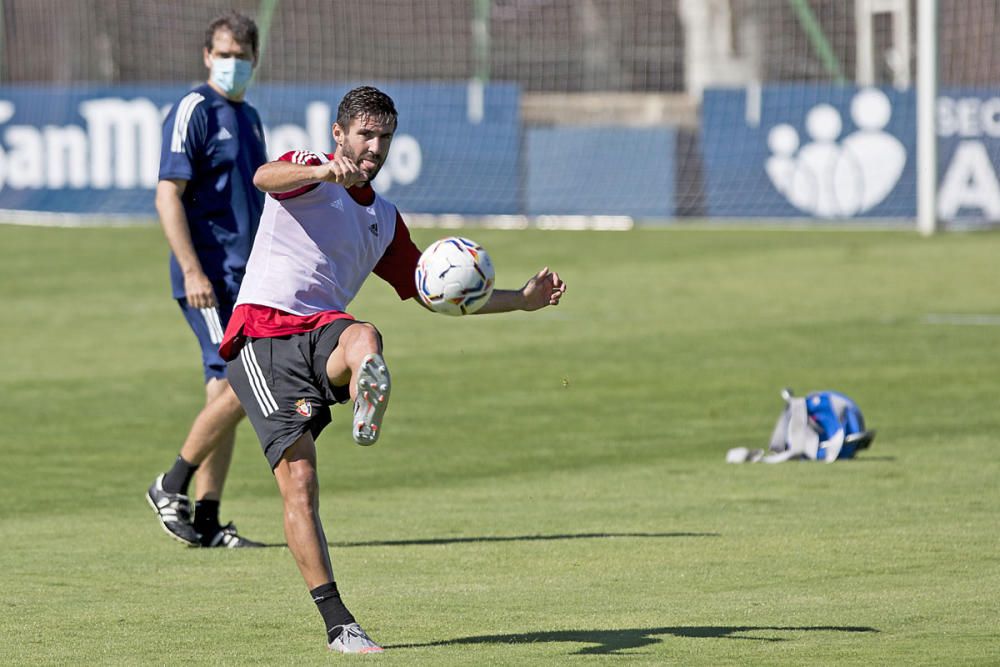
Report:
352,353,391,446
327,622,384,654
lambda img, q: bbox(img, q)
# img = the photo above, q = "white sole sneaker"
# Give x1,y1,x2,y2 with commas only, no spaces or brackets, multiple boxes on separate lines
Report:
145,474,201,546
352,353,390,446
328,622,384,653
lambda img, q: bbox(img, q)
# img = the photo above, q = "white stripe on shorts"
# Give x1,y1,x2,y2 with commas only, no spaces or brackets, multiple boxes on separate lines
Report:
199,307,224,344
239,344,278,417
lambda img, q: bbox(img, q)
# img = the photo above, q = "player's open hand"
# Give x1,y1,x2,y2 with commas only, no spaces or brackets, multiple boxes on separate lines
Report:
320,156,366,188
521,267,566,311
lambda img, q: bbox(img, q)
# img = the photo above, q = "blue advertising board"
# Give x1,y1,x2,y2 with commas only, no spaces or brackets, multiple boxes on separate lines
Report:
701,84,1000,224
525,126,675,218
0,82,521,216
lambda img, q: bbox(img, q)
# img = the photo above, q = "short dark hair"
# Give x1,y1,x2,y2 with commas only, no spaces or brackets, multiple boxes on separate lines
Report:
204,11,259,58
337,86,398,131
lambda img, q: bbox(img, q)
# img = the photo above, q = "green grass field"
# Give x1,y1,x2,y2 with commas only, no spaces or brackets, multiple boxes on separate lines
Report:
1,223,998,665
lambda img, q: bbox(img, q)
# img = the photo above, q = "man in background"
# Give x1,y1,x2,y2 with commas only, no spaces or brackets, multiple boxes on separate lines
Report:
146,11,268,548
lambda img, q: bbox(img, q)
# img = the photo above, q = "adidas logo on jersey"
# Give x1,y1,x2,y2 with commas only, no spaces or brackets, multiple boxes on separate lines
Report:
217,127,233,141
369,222,379,236
330,199,344,211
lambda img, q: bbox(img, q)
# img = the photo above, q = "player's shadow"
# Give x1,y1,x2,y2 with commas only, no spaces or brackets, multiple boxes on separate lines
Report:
259,531,718,549
330,531,719,548
387,625,880,655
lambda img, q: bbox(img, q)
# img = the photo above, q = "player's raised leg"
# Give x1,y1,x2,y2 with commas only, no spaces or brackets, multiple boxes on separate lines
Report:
325,323,391,446
273,432,383,653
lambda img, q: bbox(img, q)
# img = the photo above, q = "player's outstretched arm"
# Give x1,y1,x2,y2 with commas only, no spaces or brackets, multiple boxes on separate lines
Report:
253,156,365,193
474,267,566,314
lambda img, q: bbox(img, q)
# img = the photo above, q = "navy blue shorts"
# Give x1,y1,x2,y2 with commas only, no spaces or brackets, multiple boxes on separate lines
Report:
177,284,237,382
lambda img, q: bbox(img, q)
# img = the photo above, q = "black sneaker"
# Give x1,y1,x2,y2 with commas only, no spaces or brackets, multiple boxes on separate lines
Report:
145,474,200,546
201,522,264,548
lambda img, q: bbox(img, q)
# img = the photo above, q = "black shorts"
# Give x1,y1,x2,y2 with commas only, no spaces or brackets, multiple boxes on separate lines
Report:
226,319,374,470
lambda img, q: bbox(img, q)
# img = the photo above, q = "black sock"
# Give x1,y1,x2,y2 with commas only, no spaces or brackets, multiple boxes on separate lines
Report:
311,582,356,638
161,455,198,495
194,499,221,536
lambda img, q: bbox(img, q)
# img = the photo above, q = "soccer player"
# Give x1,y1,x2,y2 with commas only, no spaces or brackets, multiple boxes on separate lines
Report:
146,12,268,548
218,86,566,653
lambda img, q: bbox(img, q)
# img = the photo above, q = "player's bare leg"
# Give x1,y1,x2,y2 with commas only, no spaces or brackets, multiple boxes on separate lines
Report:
325,323,382,398
148,380,260,547
183,379,260,546
273,433,382,653
273,433,333,587
190,378,242,501
325,323,391,446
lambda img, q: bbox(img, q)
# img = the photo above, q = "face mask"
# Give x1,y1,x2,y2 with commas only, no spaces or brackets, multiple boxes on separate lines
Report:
210,57,253,97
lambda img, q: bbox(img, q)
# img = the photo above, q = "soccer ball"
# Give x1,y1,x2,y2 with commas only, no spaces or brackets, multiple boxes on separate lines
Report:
415,237,495,316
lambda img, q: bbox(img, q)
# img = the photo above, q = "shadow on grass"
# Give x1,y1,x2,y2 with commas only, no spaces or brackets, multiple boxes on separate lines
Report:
331,531,719,548
386,625,880,655
259,531,719,549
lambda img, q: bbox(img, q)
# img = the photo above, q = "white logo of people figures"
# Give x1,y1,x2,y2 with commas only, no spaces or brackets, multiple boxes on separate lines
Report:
766,88,906,218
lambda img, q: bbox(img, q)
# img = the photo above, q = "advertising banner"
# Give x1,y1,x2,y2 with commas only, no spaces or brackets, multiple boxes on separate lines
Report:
0,82,521,216
702,85,1000,224
525,126,675,218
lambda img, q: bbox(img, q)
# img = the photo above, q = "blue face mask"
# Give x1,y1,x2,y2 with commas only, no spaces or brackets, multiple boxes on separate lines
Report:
210,57,253,97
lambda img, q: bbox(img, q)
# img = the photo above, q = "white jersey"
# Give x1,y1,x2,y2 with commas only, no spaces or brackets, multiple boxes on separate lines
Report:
236,174,400,315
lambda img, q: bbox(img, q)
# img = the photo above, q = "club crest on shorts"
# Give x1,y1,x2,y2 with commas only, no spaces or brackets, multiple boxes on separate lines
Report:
295,398,313,418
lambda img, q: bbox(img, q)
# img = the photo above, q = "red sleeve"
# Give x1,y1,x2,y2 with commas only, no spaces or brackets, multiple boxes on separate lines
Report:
373,211,422,300
270,150,330,201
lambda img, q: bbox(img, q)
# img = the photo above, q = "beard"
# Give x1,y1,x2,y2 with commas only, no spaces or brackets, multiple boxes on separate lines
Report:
341,142,384,183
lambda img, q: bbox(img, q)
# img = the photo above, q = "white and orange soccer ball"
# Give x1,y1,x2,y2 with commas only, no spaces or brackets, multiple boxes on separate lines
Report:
415,237,495,316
